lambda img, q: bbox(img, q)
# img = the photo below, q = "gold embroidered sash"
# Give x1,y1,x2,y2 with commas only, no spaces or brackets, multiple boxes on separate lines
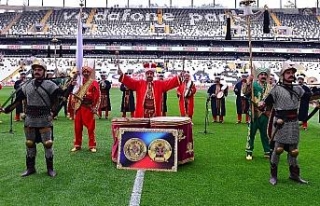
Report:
73,79,93,111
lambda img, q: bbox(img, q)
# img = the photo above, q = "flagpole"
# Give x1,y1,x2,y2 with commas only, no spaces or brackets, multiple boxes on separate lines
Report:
51,37,59,77
72,0,84,94
247,14,255,121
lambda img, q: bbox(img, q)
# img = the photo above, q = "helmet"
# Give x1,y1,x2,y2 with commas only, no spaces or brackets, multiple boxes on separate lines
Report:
31,59,47,71
279,61,297,82
280,62,297,77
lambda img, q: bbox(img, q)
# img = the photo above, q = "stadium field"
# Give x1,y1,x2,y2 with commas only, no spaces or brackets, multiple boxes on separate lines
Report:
0,86,319,206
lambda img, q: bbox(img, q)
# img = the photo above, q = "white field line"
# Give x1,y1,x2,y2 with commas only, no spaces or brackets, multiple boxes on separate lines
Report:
129,170,145,206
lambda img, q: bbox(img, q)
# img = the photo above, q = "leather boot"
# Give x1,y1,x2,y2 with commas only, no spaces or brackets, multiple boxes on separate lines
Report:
269,163,278,185
289,165,308,184
46,156,57,177
21,156,36,177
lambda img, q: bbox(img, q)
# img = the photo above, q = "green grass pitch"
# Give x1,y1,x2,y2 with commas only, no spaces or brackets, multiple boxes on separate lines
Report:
0,86,319,206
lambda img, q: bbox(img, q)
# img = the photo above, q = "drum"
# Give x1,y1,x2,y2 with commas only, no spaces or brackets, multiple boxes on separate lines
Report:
216,91,224,99
150,117,194,165
216,84,228,99
111,118,150,162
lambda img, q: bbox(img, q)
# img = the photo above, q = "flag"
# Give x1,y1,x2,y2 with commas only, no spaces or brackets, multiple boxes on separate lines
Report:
263,9,270,34
225,16,232,40
72,7,83,94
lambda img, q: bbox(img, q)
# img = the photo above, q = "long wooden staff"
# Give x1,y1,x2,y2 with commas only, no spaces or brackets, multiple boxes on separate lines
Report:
115,50,120,71
245,9,254,148
247,15,254,123
182,56,185,72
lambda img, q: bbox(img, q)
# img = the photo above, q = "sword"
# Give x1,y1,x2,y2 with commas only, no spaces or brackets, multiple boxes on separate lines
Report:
269,119,284,143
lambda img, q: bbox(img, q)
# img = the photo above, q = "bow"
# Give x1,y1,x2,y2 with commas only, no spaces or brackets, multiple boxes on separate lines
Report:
306,101,320,122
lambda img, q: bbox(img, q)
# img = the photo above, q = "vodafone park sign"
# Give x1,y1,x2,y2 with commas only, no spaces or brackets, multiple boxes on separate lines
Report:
64,9,226,23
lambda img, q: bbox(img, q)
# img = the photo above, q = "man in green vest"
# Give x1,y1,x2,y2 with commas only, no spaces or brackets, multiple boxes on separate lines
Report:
244,66,273,160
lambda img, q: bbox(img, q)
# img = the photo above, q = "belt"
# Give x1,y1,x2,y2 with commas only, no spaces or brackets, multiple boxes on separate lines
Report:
82,98,93,107
275,110,298,121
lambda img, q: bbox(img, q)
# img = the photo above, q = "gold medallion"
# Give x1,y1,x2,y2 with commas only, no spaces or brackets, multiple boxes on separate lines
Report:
123,138,147,162
148,139,172,162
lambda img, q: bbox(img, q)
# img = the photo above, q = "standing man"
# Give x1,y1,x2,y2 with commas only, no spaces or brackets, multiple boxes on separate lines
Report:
207,76,228,123
98,71,112,119
297,74,312,130
46,69,56,80
244,66,272,160
260,63,308,185
158,72,168,116
71,65,101,153
13,69,27,121
177,72,197,120
120,81,135,118
67,68,77,120
234,73,250,124
55,71,69,118
268,73,277,86
118,62,182,118
0,59,71,177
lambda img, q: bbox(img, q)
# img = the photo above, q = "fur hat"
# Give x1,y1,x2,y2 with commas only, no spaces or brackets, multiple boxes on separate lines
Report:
19,69,27,75
47,69,55,75
253,65,270,78
296,73,306,80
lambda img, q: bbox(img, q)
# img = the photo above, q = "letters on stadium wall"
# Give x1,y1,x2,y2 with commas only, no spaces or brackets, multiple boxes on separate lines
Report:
62,8,318,26
63,9,227,23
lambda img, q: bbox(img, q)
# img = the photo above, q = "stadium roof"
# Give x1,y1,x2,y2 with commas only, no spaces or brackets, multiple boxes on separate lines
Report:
0,0,318,9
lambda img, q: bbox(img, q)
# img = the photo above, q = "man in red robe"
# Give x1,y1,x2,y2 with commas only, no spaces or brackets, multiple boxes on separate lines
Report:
177,72,197,120
118,62,182,118
71,65,101,153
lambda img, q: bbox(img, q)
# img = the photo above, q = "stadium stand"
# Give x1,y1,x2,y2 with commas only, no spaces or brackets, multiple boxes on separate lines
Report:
0,8,318,40
0,7,320,86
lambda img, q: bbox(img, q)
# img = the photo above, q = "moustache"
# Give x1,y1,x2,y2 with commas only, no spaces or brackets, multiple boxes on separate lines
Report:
261,77,266,80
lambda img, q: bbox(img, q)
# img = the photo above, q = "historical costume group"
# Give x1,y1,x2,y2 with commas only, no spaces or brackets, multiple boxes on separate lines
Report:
1,57,319,188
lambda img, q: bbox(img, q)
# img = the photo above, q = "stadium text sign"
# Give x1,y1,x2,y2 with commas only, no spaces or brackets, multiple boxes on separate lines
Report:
64,9,226,23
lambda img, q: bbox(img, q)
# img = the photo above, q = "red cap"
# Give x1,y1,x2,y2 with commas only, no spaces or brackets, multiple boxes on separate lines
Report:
143,62,157,72
82,66,93,73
